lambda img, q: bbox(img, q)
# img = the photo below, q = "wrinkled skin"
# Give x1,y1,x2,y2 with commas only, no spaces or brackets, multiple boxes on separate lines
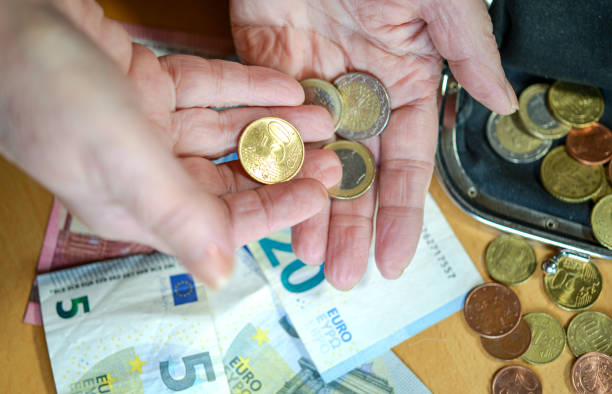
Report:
0,0,342,288
231,0,518,289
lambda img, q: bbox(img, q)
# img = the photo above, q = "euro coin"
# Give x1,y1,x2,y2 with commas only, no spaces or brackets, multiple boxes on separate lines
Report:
481,318,532,361
592,178,612,203
567,311,612,357
522,312,566,365
334,72,390,140
485,234,537,285
592,194,612,250
518,83,570,139
464,283,522,339
301,78,343,131
323,140,375,199
238,117,304,184
486,112,552,163
491,365,542,394
548,81,604,128
566,123,612,166
571,352,612,394
544,256,602,311
540,146,605,203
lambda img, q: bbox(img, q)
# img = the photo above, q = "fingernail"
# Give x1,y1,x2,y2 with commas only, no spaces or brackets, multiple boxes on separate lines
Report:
504,80,519,113
201,244,232,290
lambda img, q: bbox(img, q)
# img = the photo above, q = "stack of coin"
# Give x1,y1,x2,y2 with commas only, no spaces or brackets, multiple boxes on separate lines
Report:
236,71,390,196
475,231,611,391
301,72,390,199
464,283,533,361
487,80,612,250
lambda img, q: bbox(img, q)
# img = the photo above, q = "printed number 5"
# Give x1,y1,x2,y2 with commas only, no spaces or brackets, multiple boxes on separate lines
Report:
56,296,90,319
160,352,215,391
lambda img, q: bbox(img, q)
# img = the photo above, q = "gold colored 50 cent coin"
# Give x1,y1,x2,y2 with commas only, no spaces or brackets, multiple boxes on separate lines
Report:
485,234,537,285
238,117,305,184
540,146,605,203
548,81,604,128
592,194,612,250
544,256,603,311
323,140,375,199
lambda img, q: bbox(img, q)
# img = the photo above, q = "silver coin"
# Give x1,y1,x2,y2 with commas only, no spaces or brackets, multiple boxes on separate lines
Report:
333,72,390,140
301,78,343,131
486,112,552,164
518,84,570,140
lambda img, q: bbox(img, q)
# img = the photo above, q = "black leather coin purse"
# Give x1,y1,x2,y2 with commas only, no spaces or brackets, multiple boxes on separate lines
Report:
436,0,612,261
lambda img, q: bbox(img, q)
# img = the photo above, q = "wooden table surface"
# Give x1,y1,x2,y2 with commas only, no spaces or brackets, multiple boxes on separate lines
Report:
1,2,610,393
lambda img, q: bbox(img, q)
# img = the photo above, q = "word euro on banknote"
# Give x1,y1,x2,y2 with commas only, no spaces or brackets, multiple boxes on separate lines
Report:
25,199,153,325
205,247,431,393
248,193,483,382
38,253,229,393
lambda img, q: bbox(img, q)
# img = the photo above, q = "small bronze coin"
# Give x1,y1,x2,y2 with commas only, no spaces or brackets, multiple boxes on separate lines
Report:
491,365,542,394
571,352,612,394
464,283,522,339
481,318,532,361
566,123,612,166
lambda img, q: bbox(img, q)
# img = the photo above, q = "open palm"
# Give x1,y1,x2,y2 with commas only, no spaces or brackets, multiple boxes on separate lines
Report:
10,0,343,288
231,0,518,289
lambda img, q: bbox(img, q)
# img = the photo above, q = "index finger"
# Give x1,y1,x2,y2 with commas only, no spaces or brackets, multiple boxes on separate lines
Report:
159,55,305,109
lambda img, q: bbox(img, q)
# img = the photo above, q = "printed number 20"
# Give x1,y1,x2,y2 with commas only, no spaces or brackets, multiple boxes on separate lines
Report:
56,296,90,319
160,352,215,391
258,238,325,293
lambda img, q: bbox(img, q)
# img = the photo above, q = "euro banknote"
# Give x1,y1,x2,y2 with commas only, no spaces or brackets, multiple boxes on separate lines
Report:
206,247,431,393
38,253,229,393
25,199,153,325
26,153,238,325
247,193,483,382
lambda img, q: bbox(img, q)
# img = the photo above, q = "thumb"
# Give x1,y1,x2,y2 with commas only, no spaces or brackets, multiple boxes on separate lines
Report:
104,125,235,289
422,0,518,114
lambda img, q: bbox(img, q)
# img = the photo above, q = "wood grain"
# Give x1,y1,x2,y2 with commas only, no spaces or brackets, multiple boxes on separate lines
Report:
1,2,610,392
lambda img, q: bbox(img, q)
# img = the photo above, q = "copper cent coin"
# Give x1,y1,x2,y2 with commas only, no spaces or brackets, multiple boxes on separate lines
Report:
492,365,542,394
566,123,612,166
464,283,522,339
481,318,532,361
571,352,612,394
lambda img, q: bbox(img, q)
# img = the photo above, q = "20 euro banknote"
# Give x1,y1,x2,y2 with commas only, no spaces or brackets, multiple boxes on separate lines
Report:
247,194,483,382
206,247,431,393
38,253,229,393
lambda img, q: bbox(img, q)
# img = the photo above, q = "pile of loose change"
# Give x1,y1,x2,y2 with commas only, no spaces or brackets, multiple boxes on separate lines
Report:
465,234,612,393
487,81,612,250
238,72,390,200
